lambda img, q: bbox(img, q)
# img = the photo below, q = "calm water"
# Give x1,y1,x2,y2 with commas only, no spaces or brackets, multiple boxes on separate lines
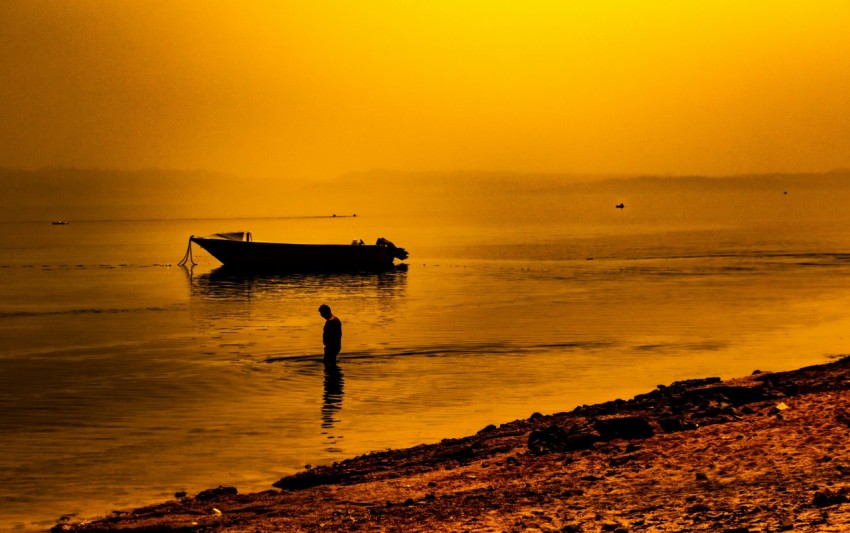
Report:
2,177,850,530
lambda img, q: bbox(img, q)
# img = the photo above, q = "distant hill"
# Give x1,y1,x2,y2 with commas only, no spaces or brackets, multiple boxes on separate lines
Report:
2,167,848,223
0,167,300,222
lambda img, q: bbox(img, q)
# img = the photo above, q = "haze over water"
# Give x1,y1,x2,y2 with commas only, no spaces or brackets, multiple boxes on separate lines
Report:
2,170,850,530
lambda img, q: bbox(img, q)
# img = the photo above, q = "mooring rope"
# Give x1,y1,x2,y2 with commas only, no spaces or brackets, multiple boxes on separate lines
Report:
177,236,196,266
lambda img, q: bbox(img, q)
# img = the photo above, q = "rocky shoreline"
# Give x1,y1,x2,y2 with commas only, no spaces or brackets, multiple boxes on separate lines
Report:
56,356,850,532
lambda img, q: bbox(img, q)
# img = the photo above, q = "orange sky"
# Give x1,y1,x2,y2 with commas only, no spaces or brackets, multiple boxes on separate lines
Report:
1,1,849,181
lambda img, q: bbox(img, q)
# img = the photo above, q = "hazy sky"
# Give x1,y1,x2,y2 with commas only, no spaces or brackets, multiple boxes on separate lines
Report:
2,1,849,180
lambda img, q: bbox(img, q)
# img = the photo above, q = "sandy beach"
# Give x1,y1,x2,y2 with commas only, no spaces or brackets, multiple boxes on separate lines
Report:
52,355,850,532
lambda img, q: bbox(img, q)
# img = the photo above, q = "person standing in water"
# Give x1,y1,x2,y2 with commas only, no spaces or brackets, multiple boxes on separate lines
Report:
318,304,342,364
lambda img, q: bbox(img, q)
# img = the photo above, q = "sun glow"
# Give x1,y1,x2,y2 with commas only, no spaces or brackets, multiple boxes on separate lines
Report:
1,1,849,179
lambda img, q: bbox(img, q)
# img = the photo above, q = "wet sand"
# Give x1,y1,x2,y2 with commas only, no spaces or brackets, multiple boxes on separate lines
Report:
55,356,850,532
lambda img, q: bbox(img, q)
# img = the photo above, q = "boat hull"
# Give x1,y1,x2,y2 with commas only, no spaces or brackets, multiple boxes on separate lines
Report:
190,237,403,271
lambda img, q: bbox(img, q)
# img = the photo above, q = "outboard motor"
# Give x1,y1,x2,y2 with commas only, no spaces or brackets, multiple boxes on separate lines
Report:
376,237,409,261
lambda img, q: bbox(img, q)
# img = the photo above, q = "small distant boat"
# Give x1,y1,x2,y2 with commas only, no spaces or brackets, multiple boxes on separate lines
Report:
52,221,70,225
615,203,625,209
181,232,409,271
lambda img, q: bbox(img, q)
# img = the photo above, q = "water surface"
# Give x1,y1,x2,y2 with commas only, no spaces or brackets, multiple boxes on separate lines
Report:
2,176,850,530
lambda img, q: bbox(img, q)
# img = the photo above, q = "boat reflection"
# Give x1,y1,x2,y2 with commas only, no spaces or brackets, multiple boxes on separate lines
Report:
187,264,408,301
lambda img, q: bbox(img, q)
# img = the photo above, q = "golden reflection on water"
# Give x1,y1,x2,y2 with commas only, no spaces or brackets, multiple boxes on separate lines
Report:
4,179,850,530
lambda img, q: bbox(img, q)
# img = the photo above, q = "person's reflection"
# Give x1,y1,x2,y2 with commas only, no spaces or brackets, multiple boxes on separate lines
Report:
321,363,344,429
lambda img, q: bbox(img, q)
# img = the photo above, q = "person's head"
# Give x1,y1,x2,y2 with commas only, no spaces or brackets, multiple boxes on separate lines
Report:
318,304,332,319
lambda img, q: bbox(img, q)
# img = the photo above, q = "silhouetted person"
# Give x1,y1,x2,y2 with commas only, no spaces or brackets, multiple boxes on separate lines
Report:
318,304,342,364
